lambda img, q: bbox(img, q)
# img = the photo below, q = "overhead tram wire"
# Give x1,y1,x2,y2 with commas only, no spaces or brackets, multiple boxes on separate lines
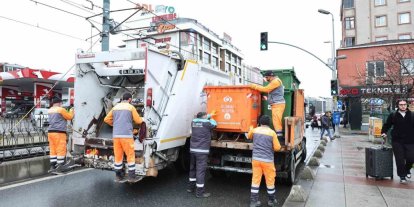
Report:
60,0,97,14
0,15,85,41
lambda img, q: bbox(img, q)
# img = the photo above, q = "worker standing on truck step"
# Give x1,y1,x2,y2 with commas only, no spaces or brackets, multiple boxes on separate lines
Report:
187,111,217,198
47,97,74,174
247,115,282,207
104,92,143,183
250,71,285,139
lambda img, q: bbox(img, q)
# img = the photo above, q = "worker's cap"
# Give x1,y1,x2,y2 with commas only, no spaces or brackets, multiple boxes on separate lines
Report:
51,97,62,104
122,92,132,100
259,115,271,126
263,71,274,77
196,112,207,118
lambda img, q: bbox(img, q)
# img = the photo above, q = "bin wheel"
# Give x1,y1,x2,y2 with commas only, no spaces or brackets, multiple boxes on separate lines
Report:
287,154,296,185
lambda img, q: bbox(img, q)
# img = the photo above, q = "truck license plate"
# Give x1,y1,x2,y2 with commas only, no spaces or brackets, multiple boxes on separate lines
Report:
223,155,252,163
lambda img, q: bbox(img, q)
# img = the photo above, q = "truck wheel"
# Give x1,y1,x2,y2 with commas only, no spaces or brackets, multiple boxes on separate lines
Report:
174,138,190,172
301,138,307,162
287,154,296,185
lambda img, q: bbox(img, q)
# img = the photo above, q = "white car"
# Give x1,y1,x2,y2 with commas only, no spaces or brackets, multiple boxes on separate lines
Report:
30,108,49,128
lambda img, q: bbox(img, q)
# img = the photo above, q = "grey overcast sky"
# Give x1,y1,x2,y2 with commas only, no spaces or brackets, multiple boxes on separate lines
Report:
0,0,341,97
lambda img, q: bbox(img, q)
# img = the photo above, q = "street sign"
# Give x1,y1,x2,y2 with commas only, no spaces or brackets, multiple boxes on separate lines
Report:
333,111,341,125
337,100,343,110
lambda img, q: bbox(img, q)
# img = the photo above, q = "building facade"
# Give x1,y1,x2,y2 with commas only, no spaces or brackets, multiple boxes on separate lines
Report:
341,0,414,47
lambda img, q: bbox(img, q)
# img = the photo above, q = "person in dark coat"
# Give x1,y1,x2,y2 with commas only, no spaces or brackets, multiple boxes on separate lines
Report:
187,111,217,198
381,99,414,184
320,111,335,141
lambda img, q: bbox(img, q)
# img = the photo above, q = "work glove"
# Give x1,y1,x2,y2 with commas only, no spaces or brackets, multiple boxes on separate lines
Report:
262,96,268,101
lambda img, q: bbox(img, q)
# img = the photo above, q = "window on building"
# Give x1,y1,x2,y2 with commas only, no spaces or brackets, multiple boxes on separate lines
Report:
232,65,237,74
212,43,218,55
343,0,354,8
238,57,242,66
375,16,387,27
401,59,414,75
199,49,203,61
198,35,202,47
344,37,355,47
238,68,242,75
345,17,355,29
232,55,236,64
399,34,411,39
374,0,386,6
225,52,230,61
212,57,218,68
226,63,230,72
203,38,211,51
398,0,410,3
203,52,210,64
375,36,388,42
398,13,411,24
367,61,385,77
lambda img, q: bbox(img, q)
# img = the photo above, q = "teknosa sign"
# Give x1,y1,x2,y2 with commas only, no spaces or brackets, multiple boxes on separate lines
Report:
340,85,409,97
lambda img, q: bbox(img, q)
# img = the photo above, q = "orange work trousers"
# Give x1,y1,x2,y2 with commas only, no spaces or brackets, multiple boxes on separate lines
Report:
48,132,67,164
271,103,285,133
113,138,135,170
251,160,276,189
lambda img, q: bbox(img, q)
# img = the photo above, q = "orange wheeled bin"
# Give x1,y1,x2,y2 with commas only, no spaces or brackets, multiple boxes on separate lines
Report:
203,85,261,133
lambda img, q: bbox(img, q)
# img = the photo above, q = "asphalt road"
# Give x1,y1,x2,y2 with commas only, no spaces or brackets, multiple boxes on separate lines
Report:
0,126,321,207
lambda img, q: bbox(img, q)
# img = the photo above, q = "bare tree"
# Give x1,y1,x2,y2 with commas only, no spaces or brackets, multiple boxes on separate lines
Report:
348,43,414,111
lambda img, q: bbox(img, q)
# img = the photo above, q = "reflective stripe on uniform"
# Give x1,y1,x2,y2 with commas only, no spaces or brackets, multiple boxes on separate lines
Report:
251,189,259,193
253,157,273,163
196,183,204,188
190,148,209,153
189,178,196,182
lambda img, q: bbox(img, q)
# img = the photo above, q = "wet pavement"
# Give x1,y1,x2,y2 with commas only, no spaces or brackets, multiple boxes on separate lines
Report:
0,126,320,207
284,127,414,207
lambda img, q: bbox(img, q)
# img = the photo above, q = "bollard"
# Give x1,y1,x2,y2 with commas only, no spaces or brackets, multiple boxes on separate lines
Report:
313,149,323,158
308,157,320,166
320,140,327,146
317,145,325,152
299,166,316,180
287,185,307,202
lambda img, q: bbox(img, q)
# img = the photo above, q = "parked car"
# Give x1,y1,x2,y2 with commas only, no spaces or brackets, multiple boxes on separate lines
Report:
4,104,33,118
30,108,49,128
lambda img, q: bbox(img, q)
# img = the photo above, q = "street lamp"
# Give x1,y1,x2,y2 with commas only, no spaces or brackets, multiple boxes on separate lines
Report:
318,9,336,79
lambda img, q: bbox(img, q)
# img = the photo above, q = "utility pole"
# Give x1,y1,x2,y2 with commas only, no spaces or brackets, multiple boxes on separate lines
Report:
102,0,110,51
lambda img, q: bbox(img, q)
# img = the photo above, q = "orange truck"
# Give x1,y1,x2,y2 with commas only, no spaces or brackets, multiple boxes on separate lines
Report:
204,85,306,185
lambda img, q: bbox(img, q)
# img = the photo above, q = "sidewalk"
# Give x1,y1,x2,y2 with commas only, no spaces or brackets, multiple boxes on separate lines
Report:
284,127,414,207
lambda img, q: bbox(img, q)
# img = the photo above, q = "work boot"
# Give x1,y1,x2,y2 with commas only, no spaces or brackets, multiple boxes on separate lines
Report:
187,181,196,193
267,199,278,207
128,170,142,183
196,192,211,198
249,201,261,207
48,162,57,173
115,170,127,183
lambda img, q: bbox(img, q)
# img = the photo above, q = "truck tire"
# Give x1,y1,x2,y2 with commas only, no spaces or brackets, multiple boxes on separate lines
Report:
287,153,296,185
301,138,307,163
174,138,190,172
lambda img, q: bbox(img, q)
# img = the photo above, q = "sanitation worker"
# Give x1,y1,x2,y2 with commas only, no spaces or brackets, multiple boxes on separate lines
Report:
104,92,143,183
48,96,74,173
250,71,285,139
247,115,281,207
187,111,217,198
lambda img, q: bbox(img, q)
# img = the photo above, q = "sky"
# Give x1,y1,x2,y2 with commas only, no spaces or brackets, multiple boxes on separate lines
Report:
0,0,342,97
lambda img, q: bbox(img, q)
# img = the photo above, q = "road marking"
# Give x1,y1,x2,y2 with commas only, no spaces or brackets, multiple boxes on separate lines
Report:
0,168,93,191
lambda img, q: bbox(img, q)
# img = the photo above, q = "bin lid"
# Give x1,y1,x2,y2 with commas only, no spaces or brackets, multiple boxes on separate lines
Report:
261,68,301,85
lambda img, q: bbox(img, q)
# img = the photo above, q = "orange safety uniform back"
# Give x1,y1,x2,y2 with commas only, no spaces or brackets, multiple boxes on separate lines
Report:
48,107,74,132
247,126,281,162
104,102,143,138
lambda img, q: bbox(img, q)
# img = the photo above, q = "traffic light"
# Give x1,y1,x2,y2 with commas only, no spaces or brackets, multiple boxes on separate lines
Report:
260,32,268,51
330,79,338,96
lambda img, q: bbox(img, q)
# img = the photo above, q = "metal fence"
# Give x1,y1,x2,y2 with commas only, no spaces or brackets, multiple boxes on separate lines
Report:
0,116,49,163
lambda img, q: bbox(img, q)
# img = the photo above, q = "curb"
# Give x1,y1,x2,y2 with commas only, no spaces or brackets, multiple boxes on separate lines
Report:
0,156,49,185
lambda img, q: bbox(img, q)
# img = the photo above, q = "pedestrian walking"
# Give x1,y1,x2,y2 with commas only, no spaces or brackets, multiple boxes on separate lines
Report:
250,71,285,139
47,97,74,173
247,115,282,207
104,92,143,183
320,111,335,141
381,99,414,184
187,111,217,198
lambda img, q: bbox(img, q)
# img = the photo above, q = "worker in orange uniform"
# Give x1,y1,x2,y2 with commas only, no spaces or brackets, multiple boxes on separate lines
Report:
247,115,281,207
48,97,74,173
250,71,285,139
104,92,143,183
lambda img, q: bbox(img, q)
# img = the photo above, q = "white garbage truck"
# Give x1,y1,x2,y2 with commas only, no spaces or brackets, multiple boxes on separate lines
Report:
71,47,231,178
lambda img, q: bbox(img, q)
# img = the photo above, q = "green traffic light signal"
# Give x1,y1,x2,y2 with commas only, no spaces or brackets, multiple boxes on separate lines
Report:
330,79,338,96
260,32,268,51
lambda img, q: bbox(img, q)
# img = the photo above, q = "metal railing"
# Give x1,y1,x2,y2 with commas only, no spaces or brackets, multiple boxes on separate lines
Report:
0,116,49,163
